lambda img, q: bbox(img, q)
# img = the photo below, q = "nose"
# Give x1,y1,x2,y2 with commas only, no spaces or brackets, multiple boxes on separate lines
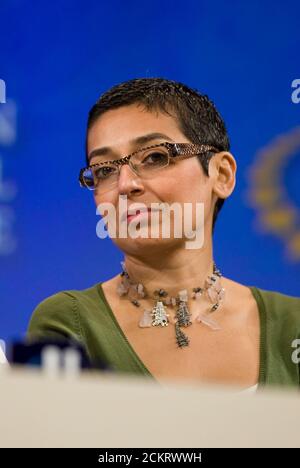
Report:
117,164,145,196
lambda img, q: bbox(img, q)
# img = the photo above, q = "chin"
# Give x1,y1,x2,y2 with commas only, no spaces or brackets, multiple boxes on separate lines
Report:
112,234,183,256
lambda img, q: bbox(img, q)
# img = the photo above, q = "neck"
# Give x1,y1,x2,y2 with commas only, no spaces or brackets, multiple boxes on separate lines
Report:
122,242,215,297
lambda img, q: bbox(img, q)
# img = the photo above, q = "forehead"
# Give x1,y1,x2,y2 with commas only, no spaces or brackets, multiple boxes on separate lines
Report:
87,104,186,154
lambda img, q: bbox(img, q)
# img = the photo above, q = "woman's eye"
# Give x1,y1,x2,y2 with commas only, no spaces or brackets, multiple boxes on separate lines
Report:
143,151,168,165
94,166,115,179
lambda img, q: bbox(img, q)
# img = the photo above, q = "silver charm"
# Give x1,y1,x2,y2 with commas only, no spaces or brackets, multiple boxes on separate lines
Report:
175,301,192,327
151,301,169,326
175,289,192,327
175,321,189,348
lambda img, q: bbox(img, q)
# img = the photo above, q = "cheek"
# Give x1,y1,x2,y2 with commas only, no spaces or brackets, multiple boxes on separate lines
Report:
94,191,115,207
94,194,103,209
158,163,209,204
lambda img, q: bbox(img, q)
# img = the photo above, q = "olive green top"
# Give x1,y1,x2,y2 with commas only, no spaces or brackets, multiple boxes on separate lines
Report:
27,283,300,388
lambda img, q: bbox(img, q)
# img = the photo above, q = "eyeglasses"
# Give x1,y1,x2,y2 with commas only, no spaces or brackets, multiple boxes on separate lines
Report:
78,142,219,193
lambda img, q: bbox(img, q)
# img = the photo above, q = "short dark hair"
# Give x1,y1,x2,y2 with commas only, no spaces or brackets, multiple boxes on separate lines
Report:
86,77,230,233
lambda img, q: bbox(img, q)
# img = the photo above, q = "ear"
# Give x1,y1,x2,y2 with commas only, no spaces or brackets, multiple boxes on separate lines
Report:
209,151,237,201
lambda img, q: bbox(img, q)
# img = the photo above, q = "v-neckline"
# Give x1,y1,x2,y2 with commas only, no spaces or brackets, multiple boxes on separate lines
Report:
97,282,266,389
97,282,154,378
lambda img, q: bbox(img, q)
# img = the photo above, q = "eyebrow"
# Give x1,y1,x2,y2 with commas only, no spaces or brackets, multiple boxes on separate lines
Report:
87,132,174,163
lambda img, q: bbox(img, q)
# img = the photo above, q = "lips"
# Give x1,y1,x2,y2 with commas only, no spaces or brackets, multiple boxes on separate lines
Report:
120,206,160,224
126,208,151,223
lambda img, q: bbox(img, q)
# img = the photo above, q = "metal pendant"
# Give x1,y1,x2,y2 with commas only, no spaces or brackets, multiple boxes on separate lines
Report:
175,300,192,327
151,301,169,327
175,322,189,348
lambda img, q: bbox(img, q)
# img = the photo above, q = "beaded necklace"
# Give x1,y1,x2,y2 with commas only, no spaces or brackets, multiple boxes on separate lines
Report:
116,261,226,348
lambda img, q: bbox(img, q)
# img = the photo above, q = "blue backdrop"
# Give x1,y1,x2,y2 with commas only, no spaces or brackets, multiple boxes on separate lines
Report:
0,0,299,343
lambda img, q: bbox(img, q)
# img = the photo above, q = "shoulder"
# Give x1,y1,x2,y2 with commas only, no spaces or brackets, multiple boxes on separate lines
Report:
250,286,300,327
27,283,101,342
223,277,300,327
251,286,300,309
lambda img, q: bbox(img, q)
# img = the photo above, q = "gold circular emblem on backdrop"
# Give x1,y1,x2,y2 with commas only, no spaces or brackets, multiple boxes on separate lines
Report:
246,126,300,262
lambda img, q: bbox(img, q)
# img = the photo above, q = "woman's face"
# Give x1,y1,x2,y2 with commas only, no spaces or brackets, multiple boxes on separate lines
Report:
87,103,219,255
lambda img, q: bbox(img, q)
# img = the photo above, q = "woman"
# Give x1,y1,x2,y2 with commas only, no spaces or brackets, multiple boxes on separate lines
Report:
27,78,300,390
